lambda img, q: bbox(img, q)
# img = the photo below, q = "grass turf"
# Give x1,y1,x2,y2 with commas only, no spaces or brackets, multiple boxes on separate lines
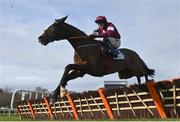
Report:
0,114,179,121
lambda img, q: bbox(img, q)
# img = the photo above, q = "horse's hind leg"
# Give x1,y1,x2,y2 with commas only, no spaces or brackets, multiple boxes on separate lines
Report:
137,76,141,84
145,75,148,81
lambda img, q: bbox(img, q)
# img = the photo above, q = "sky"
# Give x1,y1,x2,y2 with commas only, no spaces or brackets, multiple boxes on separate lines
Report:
0,0,180,92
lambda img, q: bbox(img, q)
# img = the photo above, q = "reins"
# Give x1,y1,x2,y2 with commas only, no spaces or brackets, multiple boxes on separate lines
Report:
67,36,96,40
67,36,100,49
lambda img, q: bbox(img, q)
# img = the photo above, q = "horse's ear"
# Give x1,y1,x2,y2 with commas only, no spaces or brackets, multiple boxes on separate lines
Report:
55,15,68,23
61,15,68,22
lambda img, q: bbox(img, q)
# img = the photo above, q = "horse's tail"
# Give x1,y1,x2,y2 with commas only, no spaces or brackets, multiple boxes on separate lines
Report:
142,60,155,77
147,68,155,77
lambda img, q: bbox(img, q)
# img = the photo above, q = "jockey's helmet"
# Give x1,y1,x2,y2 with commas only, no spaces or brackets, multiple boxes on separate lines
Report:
95,16,107,24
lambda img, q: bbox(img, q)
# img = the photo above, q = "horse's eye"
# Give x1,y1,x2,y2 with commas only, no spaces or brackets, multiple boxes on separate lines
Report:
53,27,57,33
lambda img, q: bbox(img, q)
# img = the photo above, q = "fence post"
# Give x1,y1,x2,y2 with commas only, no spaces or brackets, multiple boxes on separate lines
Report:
27,100,36,119
44,97,54,119
146,80,167,118
98,88,114,120
66,93,79,120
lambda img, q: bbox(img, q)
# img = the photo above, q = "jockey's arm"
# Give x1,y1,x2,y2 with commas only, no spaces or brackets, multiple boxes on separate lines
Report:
100,25,114,38
100,30,113,38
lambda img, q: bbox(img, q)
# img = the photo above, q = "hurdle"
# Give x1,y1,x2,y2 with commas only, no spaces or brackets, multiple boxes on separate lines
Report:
16,78,180,120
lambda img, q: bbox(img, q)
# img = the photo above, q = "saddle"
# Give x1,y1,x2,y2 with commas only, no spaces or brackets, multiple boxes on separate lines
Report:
97,41,125,60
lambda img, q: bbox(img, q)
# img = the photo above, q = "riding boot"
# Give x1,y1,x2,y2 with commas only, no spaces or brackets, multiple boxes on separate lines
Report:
110,48,119,57
103,39,118,57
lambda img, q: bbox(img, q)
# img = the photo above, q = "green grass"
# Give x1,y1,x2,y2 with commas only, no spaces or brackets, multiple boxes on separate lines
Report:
0,114,179,121
0,114,20,121
0,114,36,121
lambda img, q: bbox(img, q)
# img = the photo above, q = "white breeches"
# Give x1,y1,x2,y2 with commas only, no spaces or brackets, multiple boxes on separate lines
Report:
107,37,120,49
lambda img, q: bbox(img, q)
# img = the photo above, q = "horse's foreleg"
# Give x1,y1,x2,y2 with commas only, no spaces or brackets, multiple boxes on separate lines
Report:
53,84,68,101
58,64,88,98
60,64,89,86
60,64,86,87
54,70,85,100
60,64,75,87
66,70,85,81
53,85,60,103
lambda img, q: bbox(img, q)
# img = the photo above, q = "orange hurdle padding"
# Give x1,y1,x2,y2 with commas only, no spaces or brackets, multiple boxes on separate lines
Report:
27,100,36,119
44,97,54,119
168,77,180,83
66,93,79,120
146,80,167,118
98,88,114,120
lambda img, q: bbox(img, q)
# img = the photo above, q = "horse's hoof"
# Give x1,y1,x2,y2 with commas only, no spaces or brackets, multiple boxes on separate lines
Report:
60,90,68,98
60,86,68,98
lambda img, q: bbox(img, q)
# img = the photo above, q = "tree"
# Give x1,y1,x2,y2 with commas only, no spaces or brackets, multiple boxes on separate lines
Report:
34,86,49,93
0,89,3,93
2,85,13,93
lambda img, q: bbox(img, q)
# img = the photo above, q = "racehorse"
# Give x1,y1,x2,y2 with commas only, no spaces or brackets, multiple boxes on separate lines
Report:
38,16,155,100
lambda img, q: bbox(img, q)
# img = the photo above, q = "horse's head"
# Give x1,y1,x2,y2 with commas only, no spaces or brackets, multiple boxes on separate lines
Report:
38,16,68,46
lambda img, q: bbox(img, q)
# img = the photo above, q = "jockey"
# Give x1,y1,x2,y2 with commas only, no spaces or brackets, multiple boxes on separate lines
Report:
92,16,124,59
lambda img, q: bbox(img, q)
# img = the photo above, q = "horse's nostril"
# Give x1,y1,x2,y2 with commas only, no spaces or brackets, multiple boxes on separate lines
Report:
38,39,42,43
38,36,43,44
38,36,42,40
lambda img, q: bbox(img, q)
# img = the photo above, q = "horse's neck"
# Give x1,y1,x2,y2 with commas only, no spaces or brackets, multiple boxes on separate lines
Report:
64,23,100,62
65,23,86,37
64,23,96,50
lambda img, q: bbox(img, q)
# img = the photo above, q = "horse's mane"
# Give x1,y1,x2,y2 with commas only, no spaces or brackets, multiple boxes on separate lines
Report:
64,22,87,36
64,22,97,45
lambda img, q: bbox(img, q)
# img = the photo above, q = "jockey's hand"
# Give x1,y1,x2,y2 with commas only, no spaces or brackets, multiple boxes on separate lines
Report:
89,34,99,38
93,29,98,34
